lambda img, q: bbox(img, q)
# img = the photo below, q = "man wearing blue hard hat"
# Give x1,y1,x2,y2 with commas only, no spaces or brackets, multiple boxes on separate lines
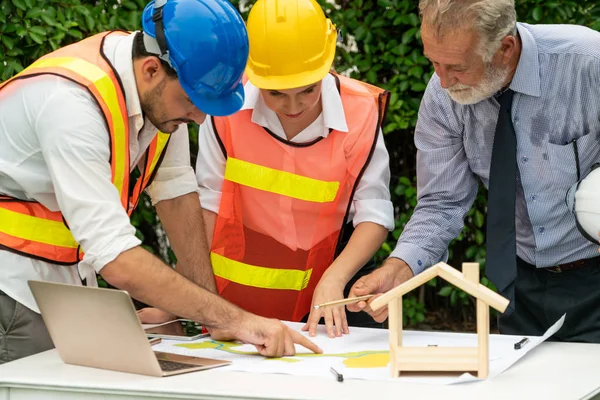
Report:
0,0,320,365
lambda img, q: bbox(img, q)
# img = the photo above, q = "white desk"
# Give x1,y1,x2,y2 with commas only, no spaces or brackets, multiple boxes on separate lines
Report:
1,342,599,400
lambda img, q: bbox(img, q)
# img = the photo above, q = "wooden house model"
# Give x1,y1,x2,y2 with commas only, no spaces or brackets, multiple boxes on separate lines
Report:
370,262,509,379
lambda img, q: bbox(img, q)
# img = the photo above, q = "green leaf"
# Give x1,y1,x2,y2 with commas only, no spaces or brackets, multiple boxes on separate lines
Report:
10,60,23,73
29,26,47,36
2,66,15,81
532,6,543,21
475,229,485,245
438,286,453,297
24,0,33,7
97,277,108,288
410,81,427,92
26,7,43,19
40,13,56,27
2,24,17,33
85,14,95,31
450,290,457,305
474,210,484,228
404,28,419,44
28,31,44,44
74,5,90,16
11,0,26,11
122,0,138,11
354,26,366,41
1,35,14,50
408,13,420,27
67,29,83,39
6,47,23,56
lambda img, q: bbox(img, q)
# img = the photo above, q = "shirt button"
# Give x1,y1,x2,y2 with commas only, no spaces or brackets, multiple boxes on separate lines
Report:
522,156,528,163
531,195,537,201
539,227,545,234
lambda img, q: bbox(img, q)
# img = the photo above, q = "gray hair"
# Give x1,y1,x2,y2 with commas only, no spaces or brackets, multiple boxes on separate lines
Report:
419,0,517,61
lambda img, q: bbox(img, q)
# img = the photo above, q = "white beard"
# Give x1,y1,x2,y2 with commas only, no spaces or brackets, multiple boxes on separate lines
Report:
446,63,510,105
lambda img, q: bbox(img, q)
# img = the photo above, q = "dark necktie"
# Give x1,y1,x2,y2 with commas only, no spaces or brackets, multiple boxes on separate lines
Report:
485,89,517,314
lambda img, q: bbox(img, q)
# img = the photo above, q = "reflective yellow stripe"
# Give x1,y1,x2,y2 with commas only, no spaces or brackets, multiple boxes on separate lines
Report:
26,57,127,202
224,157,339,203
211,252,312,291
147,132,170,178
0,208,78,248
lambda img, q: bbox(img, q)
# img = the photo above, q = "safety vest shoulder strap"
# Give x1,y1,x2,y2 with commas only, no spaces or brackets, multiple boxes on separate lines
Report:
334,73,390,128
1,31,131,210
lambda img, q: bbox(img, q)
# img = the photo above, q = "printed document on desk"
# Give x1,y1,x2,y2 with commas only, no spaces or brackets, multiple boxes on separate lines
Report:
151,314,565,385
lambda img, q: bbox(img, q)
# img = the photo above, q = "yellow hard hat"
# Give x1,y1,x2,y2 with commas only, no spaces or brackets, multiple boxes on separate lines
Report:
246,0,337,90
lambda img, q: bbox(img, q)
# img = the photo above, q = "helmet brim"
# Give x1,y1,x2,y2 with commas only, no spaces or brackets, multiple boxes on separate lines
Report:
245,36,336,90
246,62,332,91
182,79,245,117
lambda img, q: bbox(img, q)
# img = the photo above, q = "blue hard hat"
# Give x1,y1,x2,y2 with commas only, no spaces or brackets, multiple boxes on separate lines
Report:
142,0,249,116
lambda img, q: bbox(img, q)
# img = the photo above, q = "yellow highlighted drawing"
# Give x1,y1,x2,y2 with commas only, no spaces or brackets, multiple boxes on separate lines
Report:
343,353,390,368
177,340,256,355
176,340,389,369
267,357,302,363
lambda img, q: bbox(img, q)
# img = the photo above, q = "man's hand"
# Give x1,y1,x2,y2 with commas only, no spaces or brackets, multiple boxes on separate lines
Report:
209,313,323,358
302,276,348,338
346,258,414,322
137,307,177,324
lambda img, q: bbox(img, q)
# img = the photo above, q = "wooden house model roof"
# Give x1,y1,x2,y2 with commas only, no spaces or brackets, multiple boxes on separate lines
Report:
370,262,509,313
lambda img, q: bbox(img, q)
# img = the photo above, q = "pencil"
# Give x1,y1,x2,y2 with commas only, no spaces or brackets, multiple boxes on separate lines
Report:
313,294,376,310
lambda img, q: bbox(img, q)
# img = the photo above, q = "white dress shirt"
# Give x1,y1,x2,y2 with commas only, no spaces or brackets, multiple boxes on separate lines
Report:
0,32,198,312
196,74,394,244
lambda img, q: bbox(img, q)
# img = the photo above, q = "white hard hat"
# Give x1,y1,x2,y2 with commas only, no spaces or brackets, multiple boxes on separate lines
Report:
567,163,600,244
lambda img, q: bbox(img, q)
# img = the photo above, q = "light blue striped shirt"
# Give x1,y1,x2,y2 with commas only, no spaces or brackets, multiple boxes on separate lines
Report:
391,23,600,275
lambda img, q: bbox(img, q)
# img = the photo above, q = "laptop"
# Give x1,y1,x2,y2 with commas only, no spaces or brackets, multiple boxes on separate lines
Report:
28,280,231,377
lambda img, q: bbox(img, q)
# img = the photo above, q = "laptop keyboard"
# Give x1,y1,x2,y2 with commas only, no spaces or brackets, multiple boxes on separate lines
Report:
158,359,197,372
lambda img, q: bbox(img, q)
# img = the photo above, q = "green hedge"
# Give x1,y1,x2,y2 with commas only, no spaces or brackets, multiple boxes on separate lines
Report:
2,0,599,326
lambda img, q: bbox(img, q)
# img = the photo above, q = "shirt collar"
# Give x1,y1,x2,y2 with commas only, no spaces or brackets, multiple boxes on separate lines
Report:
102,32,143,120
241,73,349,136
509,23,541,97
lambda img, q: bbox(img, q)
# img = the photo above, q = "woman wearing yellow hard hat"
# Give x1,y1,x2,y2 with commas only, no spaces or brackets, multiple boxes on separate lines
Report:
201,0,393,338
140,0,393,338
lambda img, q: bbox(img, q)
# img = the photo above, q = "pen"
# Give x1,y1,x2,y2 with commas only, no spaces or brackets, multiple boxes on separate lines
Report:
314,294,376,310
514,337,529,350
330,367,344,382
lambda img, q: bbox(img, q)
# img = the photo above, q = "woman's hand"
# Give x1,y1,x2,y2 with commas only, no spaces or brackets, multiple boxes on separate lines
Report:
302,276,348,338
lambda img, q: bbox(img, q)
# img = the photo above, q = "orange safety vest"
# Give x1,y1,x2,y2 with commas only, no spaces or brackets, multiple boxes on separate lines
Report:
210,73,389,321
0,31,171,265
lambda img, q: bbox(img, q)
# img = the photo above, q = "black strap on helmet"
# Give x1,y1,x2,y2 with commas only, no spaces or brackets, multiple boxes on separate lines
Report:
151,0,170,65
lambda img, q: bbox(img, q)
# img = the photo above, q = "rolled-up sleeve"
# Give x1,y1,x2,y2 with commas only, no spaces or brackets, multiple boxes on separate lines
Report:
351,129,394,231
195,118,227,214
36,84,140,273
145,124,199,205
390,75,478,275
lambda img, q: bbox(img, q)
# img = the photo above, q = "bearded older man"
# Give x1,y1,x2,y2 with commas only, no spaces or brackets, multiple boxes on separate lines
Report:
348,0,600,342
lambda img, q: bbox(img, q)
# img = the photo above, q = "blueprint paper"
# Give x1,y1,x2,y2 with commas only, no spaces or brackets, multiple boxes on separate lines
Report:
151,314,565,385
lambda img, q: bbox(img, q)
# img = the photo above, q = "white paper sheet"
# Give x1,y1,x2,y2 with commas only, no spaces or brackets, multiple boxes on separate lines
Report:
152,314,565,385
